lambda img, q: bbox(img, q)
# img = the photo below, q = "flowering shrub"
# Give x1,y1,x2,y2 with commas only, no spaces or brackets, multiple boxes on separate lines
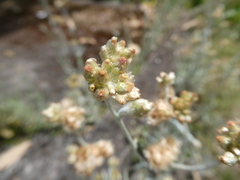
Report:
42,36,239,179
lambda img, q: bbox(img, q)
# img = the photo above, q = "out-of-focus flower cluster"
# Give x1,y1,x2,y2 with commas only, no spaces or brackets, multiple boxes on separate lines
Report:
216,120,240,166
146,72,198,125
170,90,198,123
147,99,174,126
83,36,140,105
42,99,85,131
156,72,175,86
143,137,180,171
66,73,84,88
67,140,114,176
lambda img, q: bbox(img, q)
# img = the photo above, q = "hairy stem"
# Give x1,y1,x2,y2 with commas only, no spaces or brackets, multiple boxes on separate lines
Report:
171,161,220,171
75,130,87,145
170,119,202,148
105,99,145,162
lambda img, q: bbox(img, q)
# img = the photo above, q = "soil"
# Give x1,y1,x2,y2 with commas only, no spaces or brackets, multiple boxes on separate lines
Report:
0,1,175,180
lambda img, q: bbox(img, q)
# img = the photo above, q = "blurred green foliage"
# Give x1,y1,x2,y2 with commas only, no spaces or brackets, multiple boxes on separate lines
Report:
0,92,49,144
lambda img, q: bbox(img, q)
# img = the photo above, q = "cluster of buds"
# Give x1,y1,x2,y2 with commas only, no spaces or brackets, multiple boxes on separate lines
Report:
67,140,114,176
143,137,180,171
147,99,174,126
42,99,85,131
156,72,175,86
156,72,176,100
66,73,84,88
216,121,240,166
83,37,140,105
170,90,198,123
146,72,198,125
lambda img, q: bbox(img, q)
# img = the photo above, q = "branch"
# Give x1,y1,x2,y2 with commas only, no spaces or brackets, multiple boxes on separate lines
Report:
170,119,202,148
105,99,146,162
171,161,220,171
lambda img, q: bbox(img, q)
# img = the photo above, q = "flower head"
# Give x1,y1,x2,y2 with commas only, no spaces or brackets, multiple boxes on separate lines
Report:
216,120,240,166
170,90,198,123
147,99,174,126
67,140,114,176
83,37,140,104
42,99,85,131
144,137,180,171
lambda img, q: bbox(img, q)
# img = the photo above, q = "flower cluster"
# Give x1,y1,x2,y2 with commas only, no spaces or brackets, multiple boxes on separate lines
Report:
146,72,175,125
147,72,198,125
67,140,114,176
216,120,240,166
147,99,174,126
156,72,175,86
42,99,85,131
170,91,198,123
143,137,180,171
83,36,140,105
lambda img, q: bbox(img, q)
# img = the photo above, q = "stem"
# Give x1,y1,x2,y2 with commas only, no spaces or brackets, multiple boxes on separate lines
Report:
78,136,87,146
171,161,220,171
170,119,202,148
164,84,170,102
105,99,145,162
75,130,87,145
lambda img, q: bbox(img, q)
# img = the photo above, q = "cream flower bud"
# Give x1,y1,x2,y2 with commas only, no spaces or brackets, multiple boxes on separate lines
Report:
129,99,154,117
219,152,238,166
217,120,240,166
125,87,141,101
113,94,127,105
88,84,95,92
156,72,176,85
99,45,108,60
216,136,231,149
95,69,109,84
115,82,134,95
107,82,116,95
94,88,110,101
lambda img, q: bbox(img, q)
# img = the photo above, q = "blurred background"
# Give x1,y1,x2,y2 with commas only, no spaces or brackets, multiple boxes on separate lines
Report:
0,0,240,179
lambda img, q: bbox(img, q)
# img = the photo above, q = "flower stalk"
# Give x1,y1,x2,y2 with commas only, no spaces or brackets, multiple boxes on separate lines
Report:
171,161,220,171
170,119,202,148
105,99,145,162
